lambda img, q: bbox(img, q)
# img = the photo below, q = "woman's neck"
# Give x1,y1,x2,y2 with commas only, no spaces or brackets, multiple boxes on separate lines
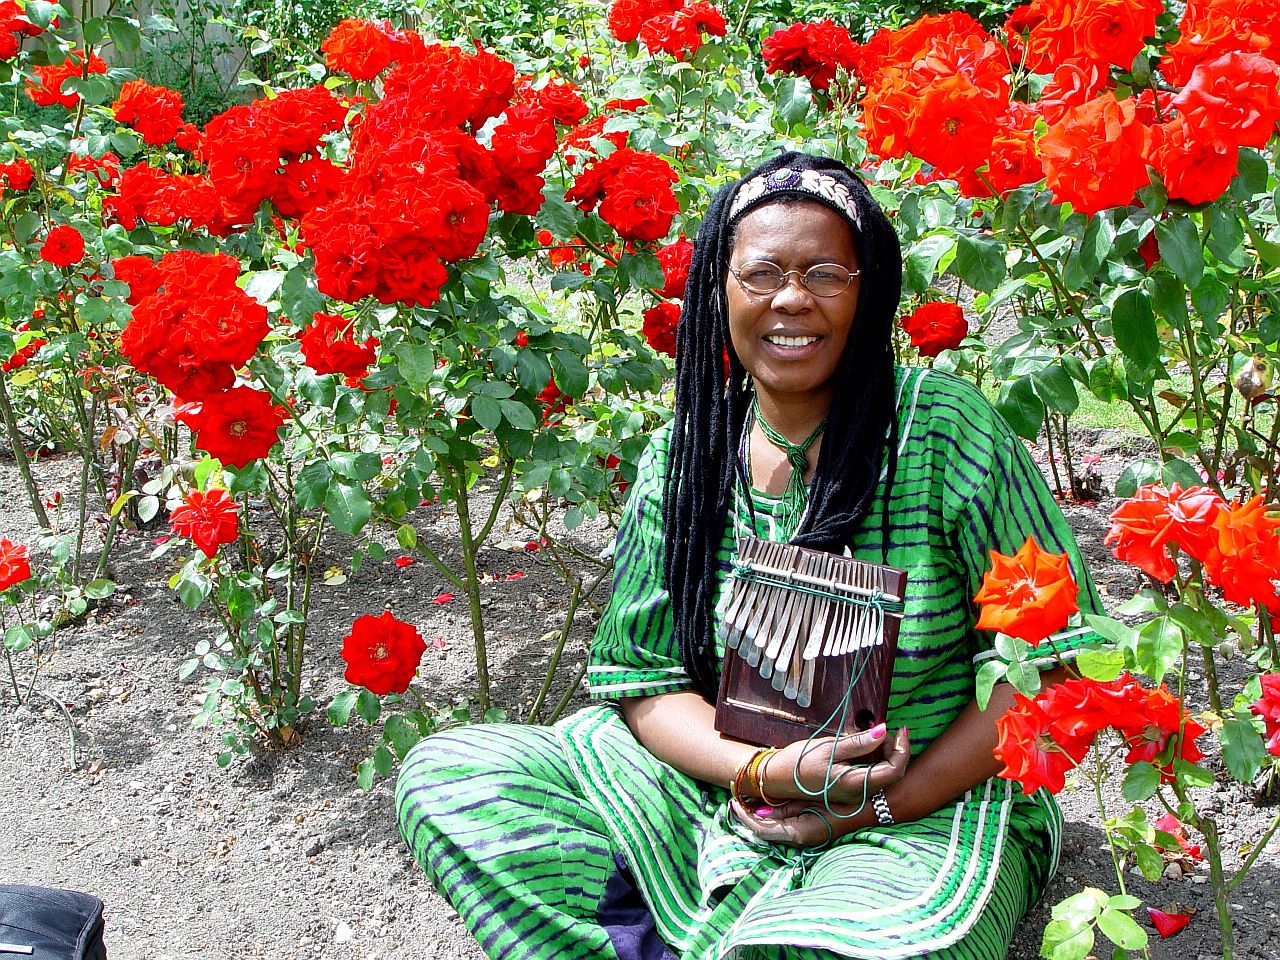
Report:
752,387,832,445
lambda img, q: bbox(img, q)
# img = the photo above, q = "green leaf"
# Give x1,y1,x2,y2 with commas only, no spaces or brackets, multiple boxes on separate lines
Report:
1111,288,1159,369
1097,907,1148,951
1134,842,1165,881
294,460,332,511
356,756,377,791
515,350,552,391
550,350,589,398
904,235,956,295
499,398,538,431
1076,648,1126,681
975,659,1006,710
1173,758,1215,789
330,452,381,482
954,234,1005,293
1133,616,1183,685
1220,715,1267,783
280,264,326,324
995,376,1045,441
1122,761,1161,801
471,394,502,430
327,689,358,726
395,524,417,551
396,343,436,392
1162,458,1204,490
1041,919,1094,960
537,191,584,237
1032,364,1080,416
1114,459,1161,499
107,17,142,53
1005,659,1041,697
3,624,32,653
1155,218,1203,288
137,494,160,523
622,252,664,291
774,76,812,123
325,481,372,536
84,578,116,600
356,689,382,725
383,714,425,760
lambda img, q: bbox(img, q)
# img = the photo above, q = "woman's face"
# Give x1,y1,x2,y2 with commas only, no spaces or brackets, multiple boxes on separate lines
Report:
725,200,860,408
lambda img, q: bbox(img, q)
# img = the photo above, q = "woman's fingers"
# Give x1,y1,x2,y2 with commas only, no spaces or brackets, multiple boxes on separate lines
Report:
829,722,889,762
730,799,834,848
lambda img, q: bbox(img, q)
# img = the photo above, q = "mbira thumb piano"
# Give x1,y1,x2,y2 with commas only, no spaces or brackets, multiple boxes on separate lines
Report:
714,536,908,749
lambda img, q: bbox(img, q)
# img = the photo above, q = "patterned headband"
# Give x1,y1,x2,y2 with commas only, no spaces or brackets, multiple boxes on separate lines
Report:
727,167,862,227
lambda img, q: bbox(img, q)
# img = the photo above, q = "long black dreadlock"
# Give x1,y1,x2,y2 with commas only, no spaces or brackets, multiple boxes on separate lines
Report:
662,150,904,700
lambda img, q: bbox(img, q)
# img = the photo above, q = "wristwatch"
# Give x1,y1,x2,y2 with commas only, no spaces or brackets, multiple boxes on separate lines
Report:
871,789,895,826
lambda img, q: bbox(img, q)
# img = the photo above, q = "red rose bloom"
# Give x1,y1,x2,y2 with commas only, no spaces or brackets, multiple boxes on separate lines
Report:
322,19,395,80
607,0,683,42
0,538,32,591
25,49,106,107
1251,673,1280,757
169,488,240,558
637,2,726,61
642,301,679,357
1039,93,1151,214
297,312,379,378
566,148,679,242
994,692,1091,795
1201,495,1280,611
175,386,286,468
113,80,185,146
340,611,426,695
39,225,85,267
762,20,860,92
1104,483,1227,581
974,535,1079,646
1117,684,1206,779
1147,116,1239,206
1172,52,1280,152
0,159,34,192
900,301,967,357
655,235,693,299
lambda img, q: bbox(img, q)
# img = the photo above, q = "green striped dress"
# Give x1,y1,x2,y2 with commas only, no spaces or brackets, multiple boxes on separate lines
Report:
397,367,1104,960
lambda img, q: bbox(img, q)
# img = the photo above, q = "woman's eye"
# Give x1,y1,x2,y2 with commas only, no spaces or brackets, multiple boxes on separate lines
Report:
809,269,841,282
745,268,780,282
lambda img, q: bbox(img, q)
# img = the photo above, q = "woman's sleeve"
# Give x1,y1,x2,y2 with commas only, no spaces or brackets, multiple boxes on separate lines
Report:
951,404,1108,669
586,427,694,700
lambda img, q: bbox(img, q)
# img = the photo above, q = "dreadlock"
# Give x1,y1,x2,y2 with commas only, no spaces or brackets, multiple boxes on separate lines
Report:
662,150,904,700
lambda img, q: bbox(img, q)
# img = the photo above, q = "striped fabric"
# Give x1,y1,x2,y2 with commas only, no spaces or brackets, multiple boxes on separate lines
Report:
396,367,1105,959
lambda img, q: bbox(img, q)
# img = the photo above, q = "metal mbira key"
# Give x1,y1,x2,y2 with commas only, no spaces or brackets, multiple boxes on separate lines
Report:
714,536,908,750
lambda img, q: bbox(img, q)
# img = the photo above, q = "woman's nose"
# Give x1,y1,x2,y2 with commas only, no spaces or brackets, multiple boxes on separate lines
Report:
769,272,814,309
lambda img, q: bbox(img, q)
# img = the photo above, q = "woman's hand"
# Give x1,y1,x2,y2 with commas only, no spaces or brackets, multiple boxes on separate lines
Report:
730,788,894,848
760,725,911,806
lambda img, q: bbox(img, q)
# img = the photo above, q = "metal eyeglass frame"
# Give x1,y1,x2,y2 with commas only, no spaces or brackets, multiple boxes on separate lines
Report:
729,260,861,298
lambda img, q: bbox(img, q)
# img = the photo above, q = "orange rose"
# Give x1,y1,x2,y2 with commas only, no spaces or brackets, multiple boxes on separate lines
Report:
974,535,1079,645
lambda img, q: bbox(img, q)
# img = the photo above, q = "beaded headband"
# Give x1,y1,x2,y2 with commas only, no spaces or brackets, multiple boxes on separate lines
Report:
727,167,862,228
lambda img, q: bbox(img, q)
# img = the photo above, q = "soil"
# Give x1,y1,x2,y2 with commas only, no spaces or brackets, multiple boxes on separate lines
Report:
1,423,1278,960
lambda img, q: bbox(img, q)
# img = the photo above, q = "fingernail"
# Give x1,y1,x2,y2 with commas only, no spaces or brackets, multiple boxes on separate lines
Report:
903,726,910,738
755,806,774,818
869,722,886,738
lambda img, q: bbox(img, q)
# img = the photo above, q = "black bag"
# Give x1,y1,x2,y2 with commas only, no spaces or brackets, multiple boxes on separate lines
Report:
0,886,106,959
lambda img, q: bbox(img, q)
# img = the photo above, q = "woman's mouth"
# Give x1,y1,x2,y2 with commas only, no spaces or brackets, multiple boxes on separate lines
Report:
763,334,821,353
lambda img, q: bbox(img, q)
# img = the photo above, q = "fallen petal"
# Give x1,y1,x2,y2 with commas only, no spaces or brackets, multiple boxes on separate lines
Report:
1148,907,1192,938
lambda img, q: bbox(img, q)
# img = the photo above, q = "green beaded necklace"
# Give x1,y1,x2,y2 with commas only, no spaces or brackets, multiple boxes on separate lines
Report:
747,393,826,539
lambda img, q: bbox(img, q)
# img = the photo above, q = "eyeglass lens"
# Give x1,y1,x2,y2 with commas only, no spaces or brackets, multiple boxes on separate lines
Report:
734,261,855,297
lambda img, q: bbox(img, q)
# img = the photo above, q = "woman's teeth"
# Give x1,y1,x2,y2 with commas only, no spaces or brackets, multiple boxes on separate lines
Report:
765,335,819,348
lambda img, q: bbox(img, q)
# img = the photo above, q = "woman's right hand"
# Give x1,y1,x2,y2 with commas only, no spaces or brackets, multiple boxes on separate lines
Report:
761,725,911,805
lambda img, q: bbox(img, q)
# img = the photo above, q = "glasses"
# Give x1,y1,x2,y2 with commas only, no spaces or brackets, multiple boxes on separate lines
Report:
730,260,859,298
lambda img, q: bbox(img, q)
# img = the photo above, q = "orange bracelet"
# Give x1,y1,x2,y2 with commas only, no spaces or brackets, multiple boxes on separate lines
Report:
731,747,771,804
757,749,783,807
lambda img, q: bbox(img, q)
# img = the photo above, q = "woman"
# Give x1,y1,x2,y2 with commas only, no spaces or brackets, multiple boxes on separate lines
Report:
396,151,1104,960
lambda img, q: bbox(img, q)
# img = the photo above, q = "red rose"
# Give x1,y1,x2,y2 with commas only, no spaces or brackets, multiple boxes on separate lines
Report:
39,225,85,268
297,312,379,378
1039,92,1151,214
169,488,240,558
566,148,679,242
654,236,693,299
984,120,1043,196
993,692,1090,795
900,301,967,357
0,159,34,192
24,49,106,108
642,301,679,357
1251,673,1280,757
1164,0,1280,86
1038,57,1110,125
974,535,1080,646
1147,116,1239,206
1200,495,1280,611
1104,483,1227,582
175,386,286,468
321,19,395,80
0,538,32,591
607,0,683,42
638,2,726,61
340,611,426,695
762,20,860,92
113,79,185,146
1116,683,1206,779
1172,52,1280,151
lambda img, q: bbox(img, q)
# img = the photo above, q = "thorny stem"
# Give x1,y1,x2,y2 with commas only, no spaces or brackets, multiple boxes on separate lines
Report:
450,467,491,714
94,435,139,580
526,578,581,723
0,375,50,529
546,660,588,724
1092,747,1130,899
1043,412,1065,500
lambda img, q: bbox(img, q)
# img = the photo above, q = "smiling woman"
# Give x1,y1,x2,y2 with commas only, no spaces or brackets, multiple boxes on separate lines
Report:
395,151,1106,960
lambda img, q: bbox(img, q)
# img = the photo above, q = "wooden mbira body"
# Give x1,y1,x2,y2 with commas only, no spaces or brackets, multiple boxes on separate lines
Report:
714,536,908,750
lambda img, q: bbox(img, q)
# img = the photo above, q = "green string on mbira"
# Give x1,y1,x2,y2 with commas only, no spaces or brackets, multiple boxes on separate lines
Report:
749,393,826,538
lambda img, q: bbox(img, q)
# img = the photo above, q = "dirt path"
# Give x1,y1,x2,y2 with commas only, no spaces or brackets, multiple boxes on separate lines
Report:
1,433,1277,959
